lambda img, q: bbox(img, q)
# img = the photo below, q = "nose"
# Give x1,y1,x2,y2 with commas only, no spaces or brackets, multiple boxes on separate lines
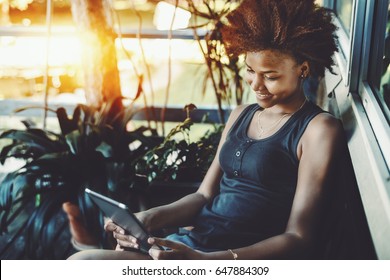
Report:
250,74,265,91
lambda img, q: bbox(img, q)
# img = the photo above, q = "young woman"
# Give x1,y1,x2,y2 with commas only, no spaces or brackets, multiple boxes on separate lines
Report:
68,0,342,260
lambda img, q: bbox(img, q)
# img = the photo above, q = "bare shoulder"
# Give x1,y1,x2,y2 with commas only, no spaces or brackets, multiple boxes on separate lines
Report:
304,112,344,148
225,104,252,127
218,104,253,142
307,112,343,134
230,104,251,119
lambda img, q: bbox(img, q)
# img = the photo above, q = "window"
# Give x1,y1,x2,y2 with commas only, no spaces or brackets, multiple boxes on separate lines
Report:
323,0,390,259
0,0,246,125
0,1,206,105
321,0,357,86
378,3,390,122
335,0,354,34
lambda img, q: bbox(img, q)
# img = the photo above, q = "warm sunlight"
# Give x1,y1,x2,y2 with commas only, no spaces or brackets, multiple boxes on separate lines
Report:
0,36,81,68
153,1,191,30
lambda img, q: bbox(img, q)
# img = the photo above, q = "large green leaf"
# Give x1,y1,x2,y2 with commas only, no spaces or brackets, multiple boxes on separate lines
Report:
0,98,169,259
0,129,66,153
65,130,82,155
25,192,74,259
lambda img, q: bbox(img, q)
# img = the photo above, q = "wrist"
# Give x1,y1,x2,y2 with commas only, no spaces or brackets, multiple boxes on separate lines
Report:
203,249,239,260
71,237,100,251
139,208,159,232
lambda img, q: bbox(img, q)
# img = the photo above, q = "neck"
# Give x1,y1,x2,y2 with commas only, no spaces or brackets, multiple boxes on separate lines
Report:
266,96,307,114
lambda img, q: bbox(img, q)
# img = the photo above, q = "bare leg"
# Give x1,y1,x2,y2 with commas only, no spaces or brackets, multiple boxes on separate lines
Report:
68,249,152,260
63,202,99,246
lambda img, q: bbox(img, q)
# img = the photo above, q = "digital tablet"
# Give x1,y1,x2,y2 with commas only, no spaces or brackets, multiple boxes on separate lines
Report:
85,188,152,254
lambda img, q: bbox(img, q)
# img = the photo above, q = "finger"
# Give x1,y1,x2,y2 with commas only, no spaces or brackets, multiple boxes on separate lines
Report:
103,219,111,231
116,239,139,249
149,237,184,250
115,244,124,251
103,217,110,224
104,221,125,234
113,232,138,244
149,248,175,260
113,233,140,249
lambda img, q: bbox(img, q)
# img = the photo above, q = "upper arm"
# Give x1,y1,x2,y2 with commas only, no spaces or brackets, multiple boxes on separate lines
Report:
285,113,344,244
197,104,249,200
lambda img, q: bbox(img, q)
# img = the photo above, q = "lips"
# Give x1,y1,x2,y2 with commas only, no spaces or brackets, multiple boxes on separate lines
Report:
255,92,272,99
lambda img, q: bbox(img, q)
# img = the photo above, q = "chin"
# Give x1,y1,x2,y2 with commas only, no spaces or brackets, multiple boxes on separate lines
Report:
256,98,275,108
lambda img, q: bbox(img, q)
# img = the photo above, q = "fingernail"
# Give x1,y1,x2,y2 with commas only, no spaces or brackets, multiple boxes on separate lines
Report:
119,229,125,234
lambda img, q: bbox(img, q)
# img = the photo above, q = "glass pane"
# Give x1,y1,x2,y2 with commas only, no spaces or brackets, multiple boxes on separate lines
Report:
0,1,81,102
0,1,247,111
378,4,390,122
335,0,354,34
116,37,229,108
0,1,70,27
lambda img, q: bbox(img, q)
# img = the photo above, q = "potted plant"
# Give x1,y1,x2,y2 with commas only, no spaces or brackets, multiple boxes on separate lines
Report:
0,96,160,259
186,0,246,123
135,104,223,208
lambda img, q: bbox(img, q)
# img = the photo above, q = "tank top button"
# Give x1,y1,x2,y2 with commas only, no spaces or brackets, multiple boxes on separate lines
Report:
233,170,239,176
235,151,241,157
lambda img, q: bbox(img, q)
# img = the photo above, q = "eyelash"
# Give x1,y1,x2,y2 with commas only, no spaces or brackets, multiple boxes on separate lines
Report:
246,68,278,81
264,76,278,81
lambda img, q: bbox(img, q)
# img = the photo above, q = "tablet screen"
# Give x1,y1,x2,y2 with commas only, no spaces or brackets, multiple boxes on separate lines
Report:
85,188,151,254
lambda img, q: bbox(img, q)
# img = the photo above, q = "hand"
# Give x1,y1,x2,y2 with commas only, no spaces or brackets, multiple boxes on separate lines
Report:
104,219,140,250
148,237,206,260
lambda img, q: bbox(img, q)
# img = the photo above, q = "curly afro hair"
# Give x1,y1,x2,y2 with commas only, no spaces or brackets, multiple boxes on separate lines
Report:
221,0,338,77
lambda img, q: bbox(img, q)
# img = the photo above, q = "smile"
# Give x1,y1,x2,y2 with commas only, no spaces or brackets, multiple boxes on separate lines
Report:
256,92,272,98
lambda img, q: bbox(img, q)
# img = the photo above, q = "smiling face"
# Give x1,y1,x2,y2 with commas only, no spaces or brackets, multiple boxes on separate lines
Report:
245,50,309,111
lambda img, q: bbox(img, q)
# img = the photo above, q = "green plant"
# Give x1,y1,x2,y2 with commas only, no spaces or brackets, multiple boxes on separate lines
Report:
136,104,224,184
0,97,160,259
186,0,246,123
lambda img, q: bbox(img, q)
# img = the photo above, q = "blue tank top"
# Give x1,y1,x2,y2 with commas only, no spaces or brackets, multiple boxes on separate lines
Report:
167,101,324,251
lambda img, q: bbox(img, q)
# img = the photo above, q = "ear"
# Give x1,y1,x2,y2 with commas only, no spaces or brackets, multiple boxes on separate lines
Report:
300,61,310,78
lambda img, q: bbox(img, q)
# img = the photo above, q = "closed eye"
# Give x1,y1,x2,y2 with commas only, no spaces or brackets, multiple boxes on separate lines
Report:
264,75,279,81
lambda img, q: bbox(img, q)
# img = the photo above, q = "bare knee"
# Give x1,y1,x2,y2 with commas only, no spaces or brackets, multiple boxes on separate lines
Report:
67,249,103,260
67,249,151,260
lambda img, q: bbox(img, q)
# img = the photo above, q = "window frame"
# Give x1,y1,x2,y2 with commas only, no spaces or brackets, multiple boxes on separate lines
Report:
359,0,390,166
331,0,390,168
324,0,390,259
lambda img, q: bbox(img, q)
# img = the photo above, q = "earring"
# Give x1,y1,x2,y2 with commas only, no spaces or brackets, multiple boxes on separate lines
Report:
300,74,305,79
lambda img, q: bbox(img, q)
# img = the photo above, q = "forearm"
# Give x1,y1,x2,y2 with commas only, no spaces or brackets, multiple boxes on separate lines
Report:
204,233,309,260
141,192,209,232
141,155,222,233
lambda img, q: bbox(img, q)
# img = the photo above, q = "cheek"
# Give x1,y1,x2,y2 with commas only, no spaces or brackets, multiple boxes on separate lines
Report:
264,81,281,93
244,72,253,84
267,78,299,94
